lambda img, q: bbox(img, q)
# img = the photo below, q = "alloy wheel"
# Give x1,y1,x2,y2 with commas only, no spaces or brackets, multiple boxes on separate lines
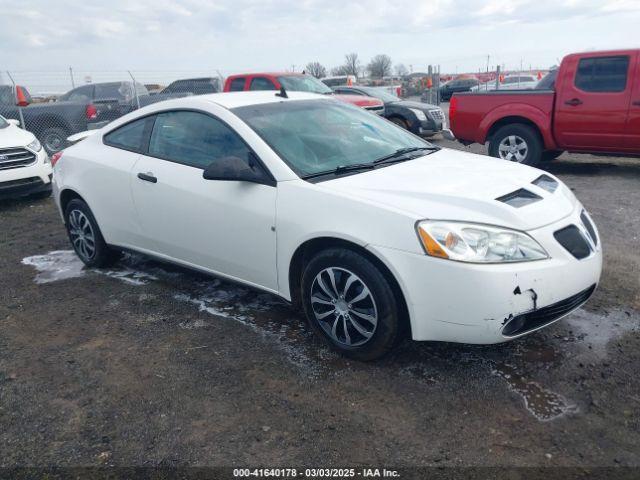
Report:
310,267,378,346
498,135,529,162
68,209,96,261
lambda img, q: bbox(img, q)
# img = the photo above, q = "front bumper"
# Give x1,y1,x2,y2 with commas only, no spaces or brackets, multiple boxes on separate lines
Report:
0,148,53,199
368,207,602,344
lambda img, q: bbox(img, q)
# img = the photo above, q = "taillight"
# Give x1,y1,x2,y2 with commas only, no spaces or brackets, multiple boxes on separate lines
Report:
449,96,458,126
86,104,97,120
51,151,63,167
396,86,402,97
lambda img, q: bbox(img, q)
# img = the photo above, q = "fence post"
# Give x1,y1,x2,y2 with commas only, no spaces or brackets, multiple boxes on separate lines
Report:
495,65,501,91
127,71,141,110
69,67,75,88
5,71,25,129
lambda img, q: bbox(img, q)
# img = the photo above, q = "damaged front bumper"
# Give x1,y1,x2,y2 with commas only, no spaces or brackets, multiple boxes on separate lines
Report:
368,208,602,344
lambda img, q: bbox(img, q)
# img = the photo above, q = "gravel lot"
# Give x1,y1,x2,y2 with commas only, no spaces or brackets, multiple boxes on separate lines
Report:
1,115,639,471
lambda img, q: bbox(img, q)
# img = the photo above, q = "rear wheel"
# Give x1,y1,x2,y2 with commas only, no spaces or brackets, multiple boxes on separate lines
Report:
64,199,120,268
40,126,69,154
301,248,402,361
489,124,542,167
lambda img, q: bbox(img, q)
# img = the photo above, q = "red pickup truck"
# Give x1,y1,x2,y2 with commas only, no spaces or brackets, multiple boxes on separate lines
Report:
223,72,385,114
449,49,640,166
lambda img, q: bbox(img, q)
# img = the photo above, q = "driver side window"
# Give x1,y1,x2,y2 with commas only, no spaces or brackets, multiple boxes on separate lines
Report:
148,111,251,169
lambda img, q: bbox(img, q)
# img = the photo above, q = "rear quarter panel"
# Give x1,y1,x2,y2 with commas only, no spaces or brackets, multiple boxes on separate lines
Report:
451,91,556,149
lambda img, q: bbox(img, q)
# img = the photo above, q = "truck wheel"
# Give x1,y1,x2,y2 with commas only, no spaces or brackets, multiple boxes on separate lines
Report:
301,248,402,361
542,150,563,161
40,127,69,154
489,124,542,167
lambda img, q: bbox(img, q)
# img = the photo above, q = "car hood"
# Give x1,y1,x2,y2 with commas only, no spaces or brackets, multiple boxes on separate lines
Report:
318,149,578,231
390,100,438,110
0,124,35,149
333,94,383,108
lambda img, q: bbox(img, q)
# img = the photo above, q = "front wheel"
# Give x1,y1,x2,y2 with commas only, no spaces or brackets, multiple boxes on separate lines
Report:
64,199,120,268
489,124,542,167
301,248,402,361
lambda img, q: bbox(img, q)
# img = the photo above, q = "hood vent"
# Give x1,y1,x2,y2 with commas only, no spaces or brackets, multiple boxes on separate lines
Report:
496,188,542,208
532,174,558,193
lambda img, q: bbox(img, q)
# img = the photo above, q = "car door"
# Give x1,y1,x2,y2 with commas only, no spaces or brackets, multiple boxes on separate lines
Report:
554,54,633,151
130,109,279,291
624,52,640,150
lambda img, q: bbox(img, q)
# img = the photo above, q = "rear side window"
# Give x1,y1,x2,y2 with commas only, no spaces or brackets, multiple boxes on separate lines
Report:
575,56,629,92
228,78,246,91
104,118,148,152
250,77,276,91
95,83,128,101
148,110,250,169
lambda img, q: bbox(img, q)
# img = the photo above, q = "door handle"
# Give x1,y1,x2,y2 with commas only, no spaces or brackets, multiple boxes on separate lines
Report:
137,172,157,183
564,98,583,106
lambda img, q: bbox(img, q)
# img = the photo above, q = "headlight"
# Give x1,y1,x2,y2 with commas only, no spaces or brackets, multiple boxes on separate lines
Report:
409,108,427,121
27,138,42,152
416,220,548,263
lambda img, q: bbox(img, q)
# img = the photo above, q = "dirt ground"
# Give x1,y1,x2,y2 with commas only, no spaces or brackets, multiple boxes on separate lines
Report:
1,123,639,474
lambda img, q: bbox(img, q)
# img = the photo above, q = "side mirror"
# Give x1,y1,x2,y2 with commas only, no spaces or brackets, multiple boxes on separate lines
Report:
15,86,30,107
203,153,274,186
7,119,20,127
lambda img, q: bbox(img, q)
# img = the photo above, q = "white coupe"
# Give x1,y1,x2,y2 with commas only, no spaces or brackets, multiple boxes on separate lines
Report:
52,91,602,360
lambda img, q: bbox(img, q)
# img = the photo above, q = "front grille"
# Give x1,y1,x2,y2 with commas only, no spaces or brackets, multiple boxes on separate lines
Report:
580,211,598,246
502,284,596,337
554,225,591,259
0,147,37,170
429,109,444,121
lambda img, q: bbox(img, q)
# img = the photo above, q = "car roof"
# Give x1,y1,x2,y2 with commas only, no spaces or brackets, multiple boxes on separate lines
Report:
168,91,329,110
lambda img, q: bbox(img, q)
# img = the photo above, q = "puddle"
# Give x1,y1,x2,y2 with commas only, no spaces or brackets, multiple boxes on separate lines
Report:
565,308,639,358
491,362,577,421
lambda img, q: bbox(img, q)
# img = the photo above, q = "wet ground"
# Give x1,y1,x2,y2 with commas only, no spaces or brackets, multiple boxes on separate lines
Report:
0,130,639,470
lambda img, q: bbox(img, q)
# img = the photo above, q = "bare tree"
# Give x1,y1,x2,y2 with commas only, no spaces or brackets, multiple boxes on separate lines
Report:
395,63,409,78
367,54,393,79
344,53,361,77
330,65,350,76
305,61,327,79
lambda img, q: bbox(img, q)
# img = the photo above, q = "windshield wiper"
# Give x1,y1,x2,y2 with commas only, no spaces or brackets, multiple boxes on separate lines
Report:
373,146,439,165
301,163,375,180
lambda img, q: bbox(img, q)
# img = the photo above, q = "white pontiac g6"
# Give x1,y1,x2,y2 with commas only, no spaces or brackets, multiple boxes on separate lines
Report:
52,92,602,360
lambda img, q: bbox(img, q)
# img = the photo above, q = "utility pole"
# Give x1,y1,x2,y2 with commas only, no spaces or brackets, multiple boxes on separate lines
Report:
69,67,75,88
486,55,490,73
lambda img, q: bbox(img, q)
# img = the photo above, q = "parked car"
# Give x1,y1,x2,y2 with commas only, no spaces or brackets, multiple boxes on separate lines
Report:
449,49,640,166
52,91,601,360
223,73,384,114
0,85,106,154
161,77,220,95
0,114,52,199
434,78,480,102
320,75,357,87
332,85,446,136
58,81,188,127
470,75,539,92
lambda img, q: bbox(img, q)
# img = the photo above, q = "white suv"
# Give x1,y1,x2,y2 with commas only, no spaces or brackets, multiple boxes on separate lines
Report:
0,115,52,199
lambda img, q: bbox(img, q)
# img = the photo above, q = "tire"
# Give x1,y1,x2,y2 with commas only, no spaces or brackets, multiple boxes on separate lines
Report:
40,126,69,154
389,116,409,130
489,123,543,167
542,150,563,161
64,199,120,268
301,248,402,361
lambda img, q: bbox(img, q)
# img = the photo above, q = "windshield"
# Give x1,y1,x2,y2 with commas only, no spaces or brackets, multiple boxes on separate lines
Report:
0,115,8,129
233,99,433,179
359,87,400,103
277,75,333,94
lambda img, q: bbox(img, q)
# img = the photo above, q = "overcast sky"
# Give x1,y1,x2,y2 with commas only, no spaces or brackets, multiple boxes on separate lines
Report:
1,0,639,77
